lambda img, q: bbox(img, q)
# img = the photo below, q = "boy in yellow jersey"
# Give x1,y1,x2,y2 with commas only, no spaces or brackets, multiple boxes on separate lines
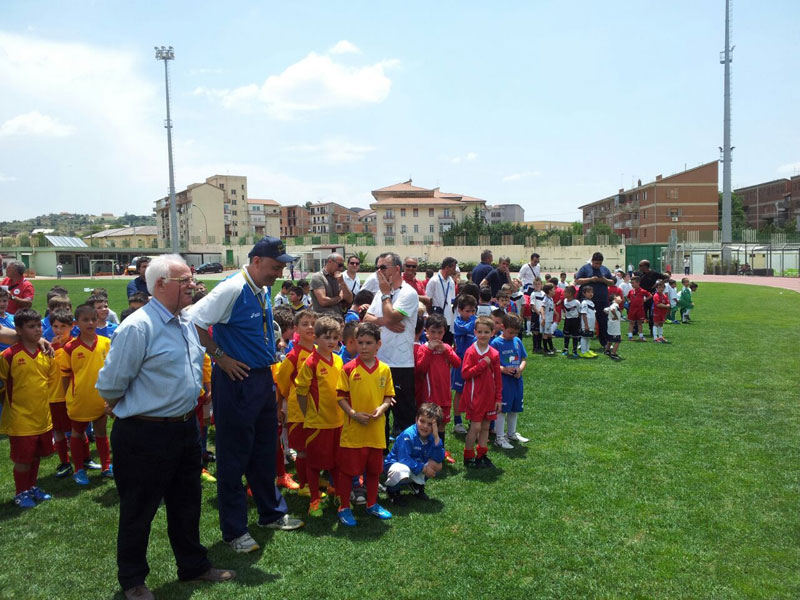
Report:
295,315,343,517
58,303,112,485
0,309,57,508
49,309,75,478
275,310,317,494
335,322,395,526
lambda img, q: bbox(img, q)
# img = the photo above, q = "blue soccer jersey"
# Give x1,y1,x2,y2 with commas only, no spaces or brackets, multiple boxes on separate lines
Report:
490,335,527,411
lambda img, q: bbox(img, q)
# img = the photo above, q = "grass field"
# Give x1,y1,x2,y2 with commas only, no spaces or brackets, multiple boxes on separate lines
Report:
1,282,798,599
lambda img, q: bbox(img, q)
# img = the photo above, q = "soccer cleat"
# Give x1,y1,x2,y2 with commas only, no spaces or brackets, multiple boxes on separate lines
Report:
83,458,101,471
259,514,305,530
587,350,598,358
201,469,217,483
464,457,479,468
387,488,408,505
561,349,569,356
444,450,457,464
409,482,430,501
366,503,392,520
570,352,579,359
228,532,260,553
508,432,529,443
494,435,514,449
604,349,611,356
55,463,74,478
308,499,323,517
14,491,36,509
545,350,556,356
638,336,646,342
73,469,90,486
477,455,496,469
297,486,326,499
351,486,367,505
202,451,216,464
610,354,622,361
29,486,52,502
101,465,115,479
337,508,357,527
453,423,467,435
276,473,300,490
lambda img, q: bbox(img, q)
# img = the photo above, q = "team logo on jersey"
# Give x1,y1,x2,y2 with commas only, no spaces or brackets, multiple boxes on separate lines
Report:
250,312,261,319
17,358,25,365
352,372,362,381
379,376,386,387
319,367,328,376
77,352,85,359
13,289,20,295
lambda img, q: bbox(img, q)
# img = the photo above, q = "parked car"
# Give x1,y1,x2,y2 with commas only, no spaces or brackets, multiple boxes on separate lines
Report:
125,256,147,276
196,262,224,274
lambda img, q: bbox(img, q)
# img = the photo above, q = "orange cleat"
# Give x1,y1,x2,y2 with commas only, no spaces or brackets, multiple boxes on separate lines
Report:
444,451,456,464
277,473,300,490
246,485,253,497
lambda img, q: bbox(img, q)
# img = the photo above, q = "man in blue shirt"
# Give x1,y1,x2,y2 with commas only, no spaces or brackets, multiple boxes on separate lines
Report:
188,236,304,554
574,251,615,348
126,257,150,298
470,249,494,287
97,254,235,600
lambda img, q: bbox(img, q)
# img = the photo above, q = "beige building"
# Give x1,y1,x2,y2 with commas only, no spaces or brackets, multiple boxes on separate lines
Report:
248,198,281,238
487,204,525,224
83,226,158,249
370,180,488,245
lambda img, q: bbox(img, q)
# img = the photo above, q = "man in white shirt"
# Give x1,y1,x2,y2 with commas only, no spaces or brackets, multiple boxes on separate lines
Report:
342,255,362,297
518,253,541,294
424,257,457,344
364,252,420,437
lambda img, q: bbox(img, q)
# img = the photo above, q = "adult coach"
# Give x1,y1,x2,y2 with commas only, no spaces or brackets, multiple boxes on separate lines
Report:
471,249,494,287
310,253,353,317
189,236,303,554
1,261,33,315
425,257,457,344
127,257,150,298
481,255,512,298
518,253,541,294
364,252,419,437
97,254,234,600
636,259,669,332
574,252,615,348
342,255,362,297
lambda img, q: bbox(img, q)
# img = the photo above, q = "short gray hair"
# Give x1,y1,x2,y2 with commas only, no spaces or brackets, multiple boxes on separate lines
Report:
7,261,26,277
146,254,188,294
378,252,401,267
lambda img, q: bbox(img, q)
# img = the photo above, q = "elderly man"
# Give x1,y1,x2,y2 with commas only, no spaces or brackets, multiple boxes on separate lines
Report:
364,252,419,437
97,254,234,600
471,249,494,287
574,251,615,348
425,257,458,344
126,257,150,298
342,255,362,297
518,252,541,294
1,261,34,315
310,253,353,317
481,255,512,299
188,237,303,555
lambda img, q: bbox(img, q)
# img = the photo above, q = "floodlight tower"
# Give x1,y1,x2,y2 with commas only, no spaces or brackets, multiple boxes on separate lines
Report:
155,45,179,254
720,0,734,247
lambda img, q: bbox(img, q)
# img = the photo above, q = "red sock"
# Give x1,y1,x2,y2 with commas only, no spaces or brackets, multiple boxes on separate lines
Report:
55,438,69,464
83,435,91,464
13,468,29,494
70,435,85,471
275,444,286,477
337,471,353,510
464,447,476,460
365,473,379,507
477,445,488,458
308,468,320,502
28,458,40,489
95,436,111,471
294,456,307,487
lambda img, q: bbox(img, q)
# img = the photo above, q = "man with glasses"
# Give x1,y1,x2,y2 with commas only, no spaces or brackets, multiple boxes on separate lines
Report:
188,237,304,555
425,257,458,345
310,253,353,317
364,252,420,437
342,255,362,297
401,256,432,312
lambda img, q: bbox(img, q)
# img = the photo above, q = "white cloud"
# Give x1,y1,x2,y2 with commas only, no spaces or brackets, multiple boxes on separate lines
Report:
194,46,399,119
449,152,478,164
285,138,376,163
502,170,542,182
0,111,75,137
0,172,16,182
777,161,800,175
329,40,361,55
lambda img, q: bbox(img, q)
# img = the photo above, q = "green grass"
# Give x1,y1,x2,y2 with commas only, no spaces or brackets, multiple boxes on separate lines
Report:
1,283,798,599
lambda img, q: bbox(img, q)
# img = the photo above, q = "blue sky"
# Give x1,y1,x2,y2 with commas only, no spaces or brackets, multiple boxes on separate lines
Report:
1,1,798,222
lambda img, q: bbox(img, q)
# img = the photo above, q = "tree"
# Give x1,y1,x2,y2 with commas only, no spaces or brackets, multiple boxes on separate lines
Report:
718,192,746,232
591,223,612,236
570,221,583,235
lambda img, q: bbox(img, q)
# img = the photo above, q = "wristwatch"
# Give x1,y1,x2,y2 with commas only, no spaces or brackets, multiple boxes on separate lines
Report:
381,294,391,302
213,347,225,359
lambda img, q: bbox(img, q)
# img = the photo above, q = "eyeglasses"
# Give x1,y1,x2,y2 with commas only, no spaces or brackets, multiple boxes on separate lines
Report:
349,261,360,266
336,262,345,268
377,265,389,270
404,264,418,269
164,276,193,285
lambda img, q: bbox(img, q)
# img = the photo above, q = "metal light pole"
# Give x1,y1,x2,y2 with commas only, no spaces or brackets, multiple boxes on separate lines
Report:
720,0,734,248
155,45,179,254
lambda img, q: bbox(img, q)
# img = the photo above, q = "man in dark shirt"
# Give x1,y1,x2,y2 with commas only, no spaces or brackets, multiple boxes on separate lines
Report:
471,249,494,287
574,252,615,347
126,257,150,298
635,260,668,332
481,255,511,298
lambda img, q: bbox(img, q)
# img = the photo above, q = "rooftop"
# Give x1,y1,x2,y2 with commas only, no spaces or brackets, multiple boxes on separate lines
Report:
83,226,157,239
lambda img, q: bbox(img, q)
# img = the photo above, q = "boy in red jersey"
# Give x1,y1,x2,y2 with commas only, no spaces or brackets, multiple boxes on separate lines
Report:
295,315,344,517
416,313,460,464
651,281,671,343
0,309,57,508
275,309,317,494
461,315,503,468
58,303,112,485
335,322,395,526
49,309,75,478
626,276,651,342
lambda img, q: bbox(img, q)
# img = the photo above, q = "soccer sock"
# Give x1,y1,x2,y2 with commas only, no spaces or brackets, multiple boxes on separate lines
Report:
275,444,286,477
28,458,40,489
294,455,307,487
327,468,338,494
564,336,569,350
476,445,488,458
454,414,462,425
83,435,91,463
463,447,476,460
573,337,579,352
70,435,85,471
95,436,111,471
365,473,379,507
13,468,29,495
508,412,519,436
580,337,589,353
308,468,320,502
337,471,353,510
495,412,506,437
55,438,69,464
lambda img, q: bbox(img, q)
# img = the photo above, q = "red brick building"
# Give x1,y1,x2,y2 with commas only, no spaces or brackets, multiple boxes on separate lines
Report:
735,176,800,230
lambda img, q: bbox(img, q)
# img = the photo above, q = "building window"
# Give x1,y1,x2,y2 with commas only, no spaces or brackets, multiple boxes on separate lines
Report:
429,224,434,233
413,224,419,233
413,208,418,217
386,226,394,235
429,208,434,217
400,208,406,217
386,209,394,218
231,189,236,196
644,190,648,201
401,225,407,234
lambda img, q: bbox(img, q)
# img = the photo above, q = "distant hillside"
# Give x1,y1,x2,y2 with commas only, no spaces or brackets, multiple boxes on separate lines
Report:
0,213,156,237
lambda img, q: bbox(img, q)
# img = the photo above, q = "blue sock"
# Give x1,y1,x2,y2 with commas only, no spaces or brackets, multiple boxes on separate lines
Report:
454,415,463,425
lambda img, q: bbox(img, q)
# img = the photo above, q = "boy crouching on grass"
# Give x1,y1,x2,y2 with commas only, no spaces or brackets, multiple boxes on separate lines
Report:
0,309,57,508
384,403,445,505
335,322,395,526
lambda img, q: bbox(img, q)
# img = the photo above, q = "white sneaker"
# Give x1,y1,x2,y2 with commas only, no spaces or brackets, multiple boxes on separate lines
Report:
494,435,514,449
453,423,467,434
228,532,260,553
508,432,529,443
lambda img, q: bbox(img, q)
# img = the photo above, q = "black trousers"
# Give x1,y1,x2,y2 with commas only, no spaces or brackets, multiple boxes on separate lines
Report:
594,299,609,347
111,416,210,591
644,297,654,331
389,367,416,436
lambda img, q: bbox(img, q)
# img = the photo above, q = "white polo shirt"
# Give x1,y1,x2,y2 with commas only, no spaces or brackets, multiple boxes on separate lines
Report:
366,281,419,368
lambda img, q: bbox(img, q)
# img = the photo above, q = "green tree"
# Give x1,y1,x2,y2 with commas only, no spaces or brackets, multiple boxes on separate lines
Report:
718,192,746,232
591,223,612,236
570,221,583,235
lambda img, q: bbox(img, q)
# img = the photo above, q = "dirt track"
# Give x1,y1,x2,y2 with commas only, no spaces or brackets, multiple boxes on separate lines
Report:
680,274,800,293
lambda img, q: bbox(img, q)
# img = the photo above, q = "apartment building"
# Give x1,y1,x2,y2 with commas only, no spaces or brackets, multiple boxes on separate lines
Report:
280,205,311,237
357,209,376,235
370,179,488,245
735,176,800,230
487,204,525,224
248,198,281,238
309,202,363,234
579,161,719,244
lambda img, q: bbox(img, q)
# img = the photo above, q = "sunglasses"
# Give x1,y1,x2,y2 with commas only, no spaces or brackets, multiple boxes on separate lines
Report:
377,265,389,270
349,261,360,266
404,264,418,269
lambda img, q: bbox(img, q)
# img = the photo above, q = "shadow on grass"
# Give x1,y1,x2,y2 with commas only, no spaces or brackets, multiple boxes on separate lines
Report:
93,485,120,508
462,466,504,482
0,501,25,523
384,497,444,517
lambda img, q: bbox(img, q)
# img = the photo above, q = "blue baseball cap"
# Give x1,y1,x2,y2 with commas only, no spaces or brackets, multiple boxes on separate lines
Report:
248,236,295,262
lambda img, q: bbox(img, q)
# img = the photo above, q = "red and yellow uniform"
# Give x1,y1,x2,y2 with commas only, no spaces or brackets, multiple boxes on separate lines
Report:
0,344,56,464
49,341,71,431
337,358,394,451
275,344,315,455
58,336,110,423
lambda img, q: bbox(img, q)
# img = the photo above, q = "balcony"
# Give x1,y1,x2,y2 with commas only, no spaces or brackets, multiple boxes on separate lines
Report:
382,215,395,223
438,214,455,222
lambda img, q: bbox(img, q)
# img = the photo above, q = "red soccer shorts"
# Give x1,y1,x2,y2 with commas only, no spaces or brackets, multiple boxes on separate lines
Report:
627,306,645,321
9,432,54,463
304,426,341,471
337,446,383,477
464,391,498,423
287,421,309,452
49,401,71,432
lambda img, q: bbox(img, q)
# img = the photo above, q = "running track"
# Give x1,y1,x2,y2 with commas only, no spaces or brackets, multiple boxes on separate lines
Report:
682,274,800,293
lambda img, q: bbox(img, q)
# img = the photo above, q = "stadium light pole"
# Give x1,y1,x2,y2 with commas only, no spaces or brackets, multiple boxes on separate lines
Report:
719,0,734,251
155,45,179,254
